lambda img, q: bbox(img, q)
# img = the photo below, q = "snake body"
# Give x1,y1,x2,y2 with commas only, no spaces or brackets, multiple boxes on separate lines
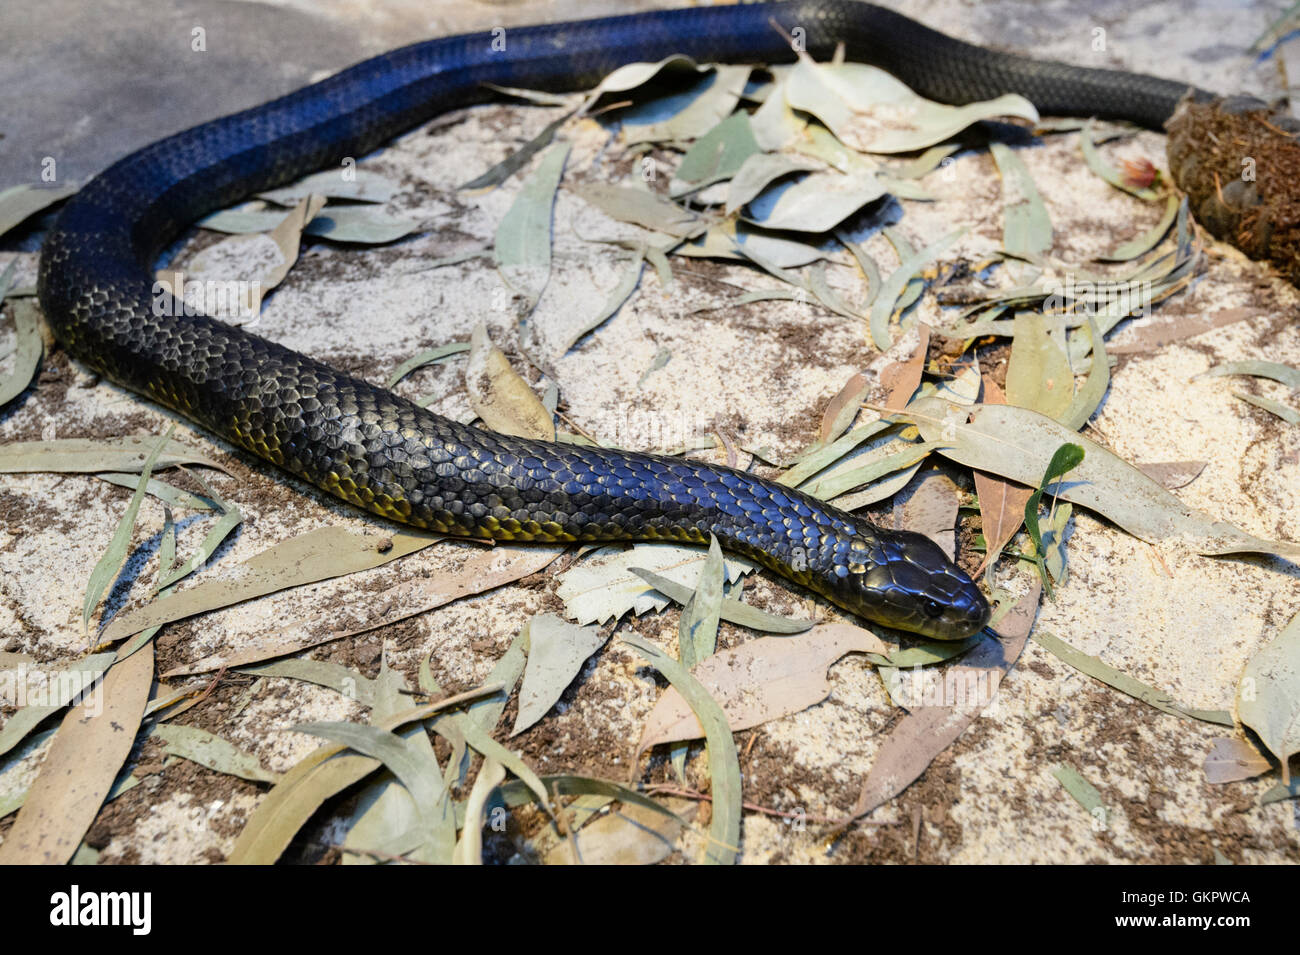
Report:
36,2,1203,640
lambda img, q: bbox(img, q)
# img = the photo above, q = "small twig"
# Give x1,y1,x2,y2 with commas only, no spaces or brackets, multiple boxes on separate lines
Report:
333,845,432,865
555,408,601,444
190,665,228,709
642,783,892,826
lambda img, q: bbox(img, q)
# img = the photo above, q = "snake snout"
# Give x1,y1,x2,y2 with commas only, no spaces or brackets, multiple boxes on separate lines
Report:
833,528,990,641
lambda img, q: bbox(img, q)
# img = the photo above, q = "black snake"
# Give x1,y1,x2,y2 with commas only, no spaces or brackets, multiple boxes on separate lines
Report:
36,2,1211,640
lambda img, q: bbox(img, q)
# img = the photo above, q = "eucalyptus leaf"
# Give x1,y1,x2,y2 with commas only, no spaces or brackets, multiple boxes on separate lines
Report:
1237,608,1300,785
621,634,741,865
494,141,571,311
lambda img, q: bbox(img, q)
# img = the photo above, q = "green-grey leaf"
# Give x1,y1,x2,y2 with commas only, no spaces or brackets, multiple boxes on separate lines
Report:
295,721,450,837
1100,193,1179,261
94,472,217,512
671,112,761,196
676,535,725,669
1235,392,1300,425
239,659,376,708
386,341,471,388
901,398,1300,559
461,110,575,191
258,168,397,205
1006,313,1074,422
1052,765,1109,824
629,567,814,635
511,613,606,736
726,152,819,214
154,723,280,784
1237,607,1300,785
84,427,174,634
577,183,699,236
1060,317,1110,432
0,436,227,474
621,634,741,864
870,228,964,349
0,653,115,759
561,247,645,353
1196,360,1300,390
0,183,78,238
1033,630,1232,726
0,298,44,408
990,142,1051,260
494,141,571,311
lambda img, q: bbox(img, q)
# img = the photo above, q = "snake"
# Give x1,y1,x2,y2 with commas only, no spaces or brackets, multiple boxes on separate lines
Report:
35,1,1211,642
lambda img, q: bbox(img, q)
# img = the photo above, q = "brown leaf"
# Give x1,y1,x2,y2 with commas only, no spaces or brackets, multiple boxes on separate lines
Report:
465,322,555,440
819,372,869,444
898,469,959,561
636,623,888,753
1136,460,1208,490
973,376,1033,573
880,323,931,411
849,579,1040,820
0,643,153,864
1203,737,1271,784
1108,307,1259,355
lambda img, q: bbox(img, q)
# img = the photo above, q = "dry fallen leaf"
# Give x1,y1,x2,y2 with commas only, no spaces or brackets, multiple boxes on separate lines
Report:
102,525,440,644
880,323,930,411
1236,607,1300,785
465,322,555,440
897,469,959,561
819,372,869,445
0,643,154,864
973,376,1034,573
162,544,562,677
849,579,1041,820
1203,737,1272,785
637,623,888,753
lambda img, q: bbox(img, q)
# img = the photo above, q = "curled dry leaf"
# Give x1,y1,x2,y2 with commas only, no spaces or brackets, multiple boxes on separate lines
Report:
819,372,869,445
465,322,555,440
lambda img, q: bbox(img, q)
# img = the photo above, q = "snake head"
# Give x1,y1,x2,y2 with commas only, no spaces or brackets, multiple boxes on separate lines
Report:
828,528,991,641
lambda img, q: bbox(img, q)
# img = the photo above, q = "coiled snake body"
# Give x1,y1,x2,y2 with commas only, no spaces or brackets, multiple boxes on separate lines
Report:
37,2,1206,640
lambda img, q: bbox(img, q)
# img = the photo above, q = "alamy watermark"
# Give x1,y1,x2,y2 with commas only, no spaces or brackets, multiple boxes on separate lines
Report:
152,271,261,326
0,664,104,717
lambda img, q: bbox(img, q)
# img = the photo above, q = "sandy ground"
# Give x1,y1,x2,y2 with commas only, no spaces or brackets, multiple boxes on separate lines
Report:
1,0,1298,864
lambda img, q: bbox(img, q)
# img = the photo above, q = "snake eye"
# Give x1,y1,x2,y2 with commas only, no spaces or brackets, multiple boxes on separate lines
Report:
922,598,945,619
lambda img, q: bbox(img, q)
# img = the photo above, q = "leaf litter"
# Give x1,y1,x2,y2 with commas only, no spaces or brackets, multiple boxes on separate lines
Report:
6,34,1300,865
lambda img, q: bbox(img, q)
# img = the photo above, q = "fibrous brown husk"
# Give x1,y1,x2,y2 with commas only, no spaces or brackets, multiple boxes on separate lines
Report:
1166,92,1300,283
